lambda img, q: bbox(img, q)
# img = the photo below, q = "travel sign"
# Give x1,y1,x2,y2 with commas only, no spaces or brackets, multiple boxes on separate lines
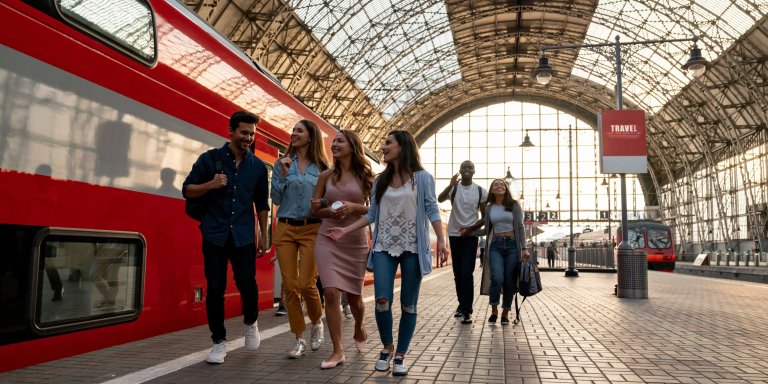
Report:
599,109,648,173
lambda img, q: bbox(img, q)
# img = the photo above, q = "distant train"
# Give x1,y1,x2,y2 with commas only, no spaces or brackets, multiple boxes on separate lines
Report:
0,0,374,372
616,221,676,271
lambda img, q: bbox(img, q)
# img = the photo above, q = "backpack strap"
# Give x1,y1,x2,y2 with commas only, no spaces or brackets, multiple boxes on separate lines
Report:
208,148,223,174
451,184,484,210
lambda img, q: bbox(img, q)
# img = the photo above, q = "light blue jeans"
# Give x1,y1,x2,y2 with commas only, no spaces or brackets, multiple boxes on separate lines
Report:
488,236,520,309
372,250,422,354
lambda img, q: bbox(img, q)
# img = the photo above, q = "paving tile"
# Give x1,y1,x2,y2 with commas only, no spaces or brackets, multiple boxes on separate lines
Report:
3,268,768,383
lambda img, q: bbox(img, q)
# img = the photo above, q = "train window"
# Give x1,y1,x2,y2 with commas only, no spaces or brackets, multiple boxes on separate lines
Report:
628,228,645,249
56,0,156,65
30,229,146,336
647,228,671,249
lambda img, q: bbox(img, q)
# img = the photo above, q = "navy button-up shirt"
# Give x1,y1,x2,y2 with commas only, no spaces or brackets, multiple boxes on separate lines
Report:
183,143,269,248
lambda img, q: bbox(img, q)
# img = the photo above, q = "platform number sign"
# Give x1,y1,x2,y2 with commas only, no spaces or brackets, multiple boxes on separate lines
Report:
599,210,610,219
524,211,534,224
548,211,558,221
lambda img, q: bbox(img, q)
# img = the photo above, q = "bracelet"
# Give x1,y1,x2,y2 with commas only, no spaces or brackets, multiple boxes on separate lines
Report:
320,198,329,208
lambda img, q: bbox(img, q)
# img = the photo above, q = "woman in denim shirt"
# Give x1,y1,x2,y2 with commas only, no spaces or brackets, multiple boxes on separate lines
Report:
464,179,530,325
327,130,449,376
271,119,329,358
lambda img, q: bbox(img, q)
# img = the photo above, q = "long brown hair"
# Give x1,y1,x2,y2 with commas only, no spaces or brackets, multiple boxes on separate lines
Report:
374,130,423,204
332,130,374,202
285,119,329,171
485,178,517,212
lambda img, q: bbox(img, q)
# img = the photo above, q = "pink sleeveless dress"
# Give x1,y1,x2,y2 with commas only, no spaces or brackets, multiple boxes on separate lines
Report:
315,177,369,295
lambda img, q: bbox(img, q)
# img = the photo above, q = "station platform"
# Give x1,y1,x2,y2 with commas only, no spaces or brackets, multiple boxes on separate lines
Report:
3,265,768,383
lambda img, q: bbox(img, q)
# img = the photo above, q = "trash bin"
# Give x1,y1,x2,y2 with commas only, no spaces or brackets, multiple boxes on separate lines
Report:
616,249,647,299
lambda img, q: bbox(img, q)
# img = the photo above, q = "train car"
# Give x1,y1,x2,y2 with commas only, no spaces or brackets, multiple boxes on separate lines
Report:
0,0,356,372
616,221,676,271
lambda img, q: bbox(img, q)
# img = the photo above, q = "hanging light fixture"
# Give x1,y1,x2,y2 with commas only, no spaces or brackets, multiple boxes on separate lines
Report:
555,192,561,200
519,131,535,148
682,40,708,77
601,178,609,186
505,167,514,185
532,54,554,85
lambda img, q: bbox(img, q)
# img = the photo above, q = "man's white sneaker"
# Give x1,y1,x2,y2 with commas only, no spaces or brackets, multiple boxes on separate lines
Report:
374,349,392,371
287,338,307,359
392,356,408,376
309,322,324,351
342,304,352,319
206,342,226,364
244,322,260,350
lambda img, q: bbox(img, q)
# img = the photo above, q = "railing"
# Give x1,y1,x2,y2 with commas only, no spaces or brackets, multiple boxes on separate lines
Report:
535,245,616,271
710,249,766,267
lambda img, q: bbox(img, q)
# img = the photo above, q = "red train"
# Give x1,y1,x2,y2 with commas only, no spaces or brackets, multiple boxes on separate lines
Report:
0,0,348,372
616,221,676,271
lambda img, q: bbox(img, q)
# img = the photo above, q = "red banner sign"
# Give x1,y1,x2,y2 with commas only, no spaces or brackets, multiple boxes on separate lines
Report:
599,110,647,173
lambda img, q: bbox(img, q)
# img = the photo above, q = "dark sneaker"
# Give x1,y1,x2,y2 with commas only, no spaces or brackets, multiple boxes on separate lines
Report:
374,349,392,371
488,314,498,324
392,356,408,376
275,305,287,316
453,306,463,318
461,313,473,324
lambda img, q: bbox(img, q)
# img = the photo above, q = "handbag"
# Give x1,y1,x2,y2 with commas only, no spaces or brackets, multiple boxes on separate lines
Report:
480,249,491,295
185,148,223,221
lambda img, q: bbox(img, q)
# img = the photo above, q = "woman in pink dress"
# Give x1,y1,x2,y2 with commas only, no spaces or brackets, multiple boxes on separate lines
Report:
311,130,374,369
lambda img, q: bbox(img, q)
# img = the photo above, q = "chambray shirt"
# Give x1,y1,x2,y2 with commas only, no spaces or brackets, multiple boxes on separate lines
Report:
364,170,442,276
182,144,269,248
270,154,322,219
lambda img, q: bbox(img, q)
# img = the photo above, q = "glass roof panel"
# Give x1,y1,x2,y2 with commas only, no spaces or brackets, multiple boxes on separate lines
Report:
289,0,459,119
570,0,764,113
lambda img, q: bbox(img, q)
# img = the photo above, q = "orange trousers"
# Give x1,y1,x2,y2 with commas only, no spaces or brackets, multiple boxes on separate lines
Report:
274,221,323,335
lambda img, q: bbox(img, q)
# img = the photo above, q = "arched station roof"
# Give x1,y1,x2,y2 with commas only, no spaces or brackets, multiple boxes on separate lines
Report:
182,0,767,193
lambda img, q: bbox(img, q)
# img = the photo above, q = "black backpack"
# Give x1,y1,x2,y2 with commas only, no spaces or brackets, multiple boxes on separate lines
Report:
185,149,223,221
518,259,542,297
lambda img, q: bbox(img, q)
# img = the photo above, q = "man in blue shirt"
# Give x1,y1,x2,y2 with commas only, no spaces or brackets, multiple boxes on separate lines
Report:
182,111,270,364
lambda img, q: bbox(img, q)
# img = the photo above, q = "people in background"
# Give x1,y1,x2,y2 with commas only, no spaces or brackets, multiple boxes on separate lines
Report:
546,241,558,268
439,160,487,325
463,178,529,326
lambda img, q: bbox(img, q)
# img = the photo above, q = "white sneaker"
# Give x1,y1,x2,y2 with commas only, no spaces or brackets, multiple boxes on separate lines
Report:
206,342,226,364
374,349,392,371
342,304,352,319
392,356,408,376
287,338,307,359
309,322,324,351
244,322,260,350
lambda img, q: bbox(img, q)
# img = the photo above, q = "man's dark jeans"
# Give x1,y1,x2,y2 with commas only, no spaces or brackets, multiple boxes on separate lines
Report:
449,236,479,315
203,235,258,343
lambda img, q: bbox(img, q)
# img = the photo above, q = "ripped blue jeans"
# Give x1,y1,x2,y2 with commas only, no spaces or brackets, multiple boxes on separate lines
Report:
372,250,422,354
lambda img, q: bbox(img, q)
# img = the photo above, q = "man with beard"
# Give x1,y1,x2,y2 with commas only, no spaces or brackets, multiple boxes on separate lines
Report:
183,111,269,364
